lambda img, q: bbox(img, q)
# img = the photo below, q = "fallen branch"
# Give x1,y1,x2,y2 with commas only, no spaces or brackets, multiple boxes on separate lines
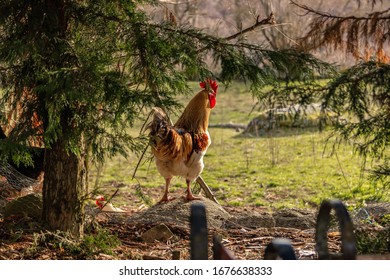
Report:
196,176,220,205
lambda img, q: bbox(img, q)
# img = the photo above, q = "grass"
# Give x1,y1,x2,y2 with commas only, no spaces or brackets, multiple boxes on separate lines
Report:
25,228,121,259
89,81,389,210
355,226,390,255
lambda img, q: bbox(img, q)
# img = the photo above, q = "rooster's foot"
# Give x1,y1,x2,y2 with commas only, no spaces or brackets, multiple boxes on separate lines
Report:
158,196,176,204
185,194,201,201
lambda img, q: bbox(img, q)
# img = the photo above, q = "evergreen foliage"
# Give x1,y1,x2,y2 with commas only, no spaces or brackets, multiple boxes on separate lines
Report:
325,61,390,186
0,0,332,232
273,1,390,191
0,0,330,165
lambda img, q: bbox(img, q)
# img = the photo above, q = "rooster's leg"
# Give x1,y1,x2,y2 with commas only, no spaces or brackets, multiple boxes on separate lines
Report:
186,179,200,201
159,177,174,203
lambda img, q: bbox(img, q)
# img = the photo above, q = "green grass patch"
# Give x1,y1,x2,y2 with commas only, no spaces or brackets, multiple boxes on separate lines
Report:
27,228,121,258
355,226,390,255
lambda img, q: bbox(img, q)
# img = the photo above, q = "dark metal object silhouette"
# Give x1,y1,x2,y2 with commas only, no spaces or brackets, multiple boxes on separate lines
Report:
264,238,297,260
190,203,208,259
213,235,235,260
315,199,357,260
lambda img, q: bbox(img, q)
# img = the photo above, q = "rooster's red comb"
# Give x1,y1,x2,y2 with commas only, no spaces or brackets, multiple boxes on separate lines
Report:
200,79,218,94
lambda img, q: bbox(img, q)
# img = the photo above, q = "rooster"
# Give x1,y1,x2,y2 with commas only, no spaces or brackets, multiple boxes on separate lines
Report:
147,79,218,203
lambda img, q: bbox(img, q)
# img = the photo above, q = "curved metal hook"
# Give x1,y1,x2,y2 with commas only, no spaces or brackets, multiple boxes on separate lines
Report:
315,199,357,259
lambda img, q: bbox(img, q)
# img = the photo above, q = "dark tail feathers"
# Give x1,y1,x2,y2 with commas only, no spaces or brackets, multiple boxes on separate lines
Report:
146,107,172,144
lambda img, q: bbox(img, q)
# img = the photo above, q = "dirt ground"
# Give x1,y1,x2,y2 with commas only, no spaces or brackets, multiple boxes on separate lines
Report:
0,193,333,260
1,179,389,260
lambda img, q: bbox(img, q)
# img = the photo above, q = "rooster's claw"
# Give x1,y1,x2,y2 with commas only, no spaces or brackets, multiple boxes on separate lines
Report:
158,196,176,204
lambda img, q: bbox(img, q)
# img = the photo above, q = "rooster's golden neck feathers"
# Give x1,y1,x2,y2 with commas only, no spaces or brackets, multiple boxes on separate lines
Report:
174,89,211,133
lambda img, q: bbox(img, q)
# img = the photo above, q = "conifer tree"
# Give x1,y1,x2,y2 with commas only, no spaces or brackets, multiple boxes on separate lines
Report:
0,0,331,236
289,0,389,190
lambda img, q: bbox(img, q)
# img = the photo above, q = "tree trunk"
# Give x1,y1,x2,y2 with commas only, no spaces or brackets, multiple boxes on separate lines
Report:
40,0,87,237
42,140,87,238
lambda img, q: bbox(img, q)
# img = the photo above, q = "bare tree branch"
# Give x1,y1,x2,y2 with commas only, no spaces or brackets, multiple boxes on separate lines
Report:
291,0,390,21
224,13,276,41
